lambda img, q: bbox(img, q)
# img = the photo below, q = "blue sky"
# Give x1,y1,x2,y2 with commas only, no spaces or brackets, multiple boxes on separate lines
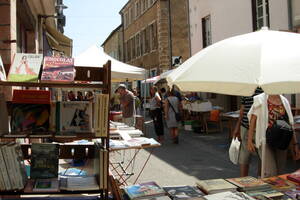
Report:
64,0,127,57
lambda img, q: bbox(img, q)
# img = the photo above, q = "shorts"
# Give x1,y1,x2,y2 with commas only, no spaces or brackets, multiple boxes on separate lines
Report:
238,126,257,165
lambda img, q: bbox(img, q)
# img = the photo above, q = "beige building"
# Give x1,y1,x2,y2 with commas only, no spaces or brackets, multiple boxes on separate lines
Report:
101,25,123,61
119,0,190,77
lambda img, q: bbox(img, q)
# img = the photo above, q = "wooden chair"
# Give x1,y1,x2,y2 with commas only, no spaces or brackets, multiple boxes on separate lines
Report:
204,110,223,133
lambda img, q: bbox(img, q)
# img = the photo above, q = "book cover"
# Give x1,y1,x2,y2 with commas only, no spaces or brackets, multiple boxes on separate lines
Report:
287,169,300,184
10,103,50,133
12,90,51,104
163,185,204,199
246,188,284,199
284,188,300,199
30,143,59,179
203,191,255,200
8,53,43,82
60,176,99,191
60,101,92,133
41,56,75,82
124,181,166,199
9,143,27,189
0,143,10,191
0,55,6,81
262,176,295,191
226,176,270,191
33,178,59,192
196,179,237,194
94,94,109,137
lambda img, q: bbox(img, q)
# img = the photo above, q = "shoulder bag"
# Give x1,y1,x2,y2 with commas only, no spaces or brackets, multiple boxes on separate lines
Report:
167,98,182,122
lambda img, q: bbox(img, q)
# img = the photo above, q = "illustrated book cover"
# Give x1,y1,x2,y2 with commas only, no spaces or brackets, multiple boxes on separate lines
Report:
287,169,300,184
203,191,255,200
33,178,59,192
226,176,271,191
124,181,166,199
41,56,75,82
60,101,92,133
8,53,43,82
163,185,204,199
0,55,6,81
30,143,59,179
262,176,295,191
196,178,237,194
284,188,300,199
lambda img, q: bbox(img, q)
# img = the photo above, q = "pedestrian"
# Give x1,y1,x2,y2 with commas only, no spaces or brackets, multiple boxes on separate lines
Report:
110,89,121,111
233,87,263,177
164,89,180,144
117,84,135,127
247,93,300,177
149,86,164,142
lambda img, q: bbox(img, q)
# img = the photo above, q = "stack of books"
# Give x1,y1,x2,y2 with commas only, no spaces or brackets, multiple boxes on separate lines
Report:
196,178,237,194
123,181,167,199
163,185,204,199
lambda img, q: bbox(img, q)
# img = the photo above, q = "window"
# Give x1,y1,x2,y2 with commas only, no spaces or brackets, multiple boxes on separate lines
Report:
149,22,157,51
142,0,146,12
252,0,269,31
150,68,157,77
124,12,129,28
202,15,212,48
127,40,131,61
136,1,141,18
136,33,141,57
131,37,136,59
145,26,150,53
129,7,134,24
141,29,146,54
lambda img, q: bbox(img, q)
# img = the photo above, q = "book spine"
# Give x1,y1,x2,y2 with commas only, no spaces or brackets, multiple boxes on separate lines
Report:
101,94,109,137
99,94,104,137
2,144,17,189
0,145,11,190
14,143,27,188
9,144,24,189
0,154,5,190
103,149,108,189
94,94,101,137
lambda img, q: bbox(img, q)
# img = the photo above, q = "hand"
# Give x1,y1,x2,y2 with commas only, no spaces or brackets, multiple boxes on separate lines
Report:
247,139,256,153
233,129,241,141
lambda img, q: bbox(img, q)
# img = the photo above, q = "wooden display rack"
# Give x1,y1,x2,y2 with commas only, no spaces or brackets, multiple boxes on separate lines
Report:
0,61,111,199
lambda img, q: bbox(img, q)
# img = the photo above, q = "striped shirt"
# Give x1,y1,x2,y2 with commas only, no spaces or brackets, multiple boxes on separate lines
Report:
241,88,264,129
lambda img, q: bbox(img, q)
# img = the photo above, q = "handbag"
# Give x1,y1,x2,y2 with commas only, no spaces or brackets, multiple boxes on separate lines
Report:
229,138,240,165
167,98,182,122
266,119,293,150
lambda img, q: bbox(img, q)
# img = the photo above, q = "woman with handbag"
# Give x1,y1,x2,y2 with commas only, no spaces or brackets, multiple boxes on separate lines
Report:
149,86,164,143
164,89,181,144
247,93,300,178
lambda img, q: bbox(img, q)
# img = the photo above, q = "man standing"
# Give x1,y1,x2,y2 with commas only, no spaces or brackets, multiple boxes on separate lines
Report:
117,84,135,127
233,87,263,177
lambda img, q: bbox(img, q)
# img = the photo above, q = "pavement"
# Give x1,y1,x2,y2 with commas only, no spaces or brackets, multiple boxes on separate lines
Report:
110,113,300,187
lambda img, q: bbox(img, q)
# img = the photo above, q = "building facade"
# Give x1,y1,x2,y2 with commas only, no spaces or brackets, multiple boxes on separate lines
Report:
188,0,290,110
101,25,124,61
119,0,190,77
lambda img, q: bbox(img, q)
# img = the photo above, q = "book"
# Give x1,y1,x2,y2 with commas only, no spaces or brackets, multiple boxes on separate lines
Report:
0,143,12,190
203,191,255,200
41,56,75,82
196,178,237,194
30,143,59,179
0,55,6,81
284,188,300,199
94,94,109,137
287,169,300,184
32,178,59,192
262,176,295,191
60,101,92,133
226,176,271,192
124,181,166,199
60,176,99,191
8,53,43,82
246,188,284,199
12,90,51,104
163,185,204,199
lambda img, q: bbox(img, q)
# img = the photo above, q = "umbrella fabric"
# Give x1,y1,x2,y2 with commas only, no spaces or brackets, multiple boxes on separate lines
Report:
167,28,300,96
75,44,146,82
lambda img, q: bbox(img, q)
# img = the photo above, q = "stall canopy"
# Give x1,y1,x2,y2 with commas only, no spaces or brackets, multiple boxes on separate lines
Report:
45,25,73,57
74,44,146,82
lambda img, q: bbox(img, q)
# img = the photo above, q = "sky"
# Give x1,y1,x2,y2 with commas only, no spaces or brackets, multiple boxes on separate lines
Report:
64,0,128,57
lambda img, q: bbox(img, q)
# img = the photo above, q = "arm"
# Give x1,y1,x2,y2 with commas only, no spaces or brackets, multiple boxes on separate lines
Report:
233,105,244,140
247,114,257,153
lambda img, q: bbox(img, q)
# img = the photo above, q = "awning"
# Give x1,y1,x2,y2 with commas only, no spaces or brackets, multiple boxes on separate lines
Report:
44,25,73,57
141,76,160,84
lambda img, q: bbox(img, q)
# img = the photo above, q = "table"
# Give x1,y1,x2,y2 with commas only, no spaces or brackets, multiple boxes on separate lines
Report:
221,111,239,138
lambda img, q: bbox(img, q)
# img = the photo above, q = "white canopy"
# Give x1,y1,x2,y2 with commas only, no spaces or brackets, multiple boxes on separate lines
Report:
74,44,146,82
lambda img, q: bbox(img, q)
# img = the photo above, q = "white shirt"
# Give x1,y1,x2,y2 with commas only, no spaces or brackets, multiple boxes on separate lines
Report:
247,93,294,148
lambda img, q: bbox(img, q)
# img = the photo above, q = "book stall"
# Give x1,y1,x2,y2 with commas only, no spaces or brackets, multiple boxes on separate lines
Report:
0,53,112,199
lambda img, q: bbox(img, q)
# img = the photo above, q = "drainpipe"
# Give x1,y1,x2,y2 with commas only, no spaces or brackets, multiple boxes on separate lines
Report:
168,0,173,70
288,0,293,30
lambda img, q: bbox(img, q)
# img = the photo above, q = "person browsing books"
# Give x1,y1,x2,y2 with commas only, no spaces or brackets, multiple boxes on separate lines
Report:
117,84,135,127
233,87,263,177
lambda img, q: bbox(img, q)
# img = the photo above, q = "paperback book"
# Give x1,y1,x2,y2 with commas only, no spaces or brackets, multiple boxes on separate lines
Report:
124,181,166,199
41,56,75,82
203,191,255,200
196,178,237,194
30,143,59,179
8,53,43,82
163,185,204,199
226,176,271,192
262,176,295,191
287,169,300,184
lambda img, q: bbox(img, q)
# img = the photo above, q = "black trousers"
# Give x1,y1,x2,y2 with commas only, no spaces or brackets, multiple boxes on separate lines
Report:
150,108,164,136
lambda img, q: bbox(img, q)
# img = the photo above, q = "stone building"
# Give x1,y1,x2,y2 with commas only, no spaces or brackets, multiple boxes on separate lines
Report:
119,0,190,77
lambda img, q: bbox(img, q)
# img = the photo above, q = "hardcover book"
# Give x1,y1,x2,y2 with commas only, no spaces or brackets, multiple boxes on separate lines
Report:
30,143,59,179
163,185,204,199
8,53,43,82
41,56,75,82
262,176,295,191
60,101,92,133
196,178,237,194
124,181,166,199
287,169,300,184
226,176,271,191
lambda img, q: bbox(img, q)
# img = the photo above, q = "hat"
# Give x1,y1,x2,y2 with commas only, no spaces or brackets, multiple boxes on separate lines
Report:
117,84,127,90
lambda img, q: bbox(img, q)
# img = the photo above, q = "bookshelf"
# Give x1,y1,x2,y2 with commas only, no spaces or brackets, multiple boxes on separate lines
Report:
0,60,111,199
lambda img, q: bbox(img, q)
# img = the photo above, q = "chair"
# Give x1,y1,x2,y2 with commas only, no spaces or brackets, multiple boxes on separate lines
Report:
204,109,223,133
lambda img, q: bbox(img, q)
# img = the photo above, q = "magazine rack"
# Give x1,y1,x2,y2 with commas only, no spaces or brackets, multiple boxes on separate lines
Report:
0,60,111,199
